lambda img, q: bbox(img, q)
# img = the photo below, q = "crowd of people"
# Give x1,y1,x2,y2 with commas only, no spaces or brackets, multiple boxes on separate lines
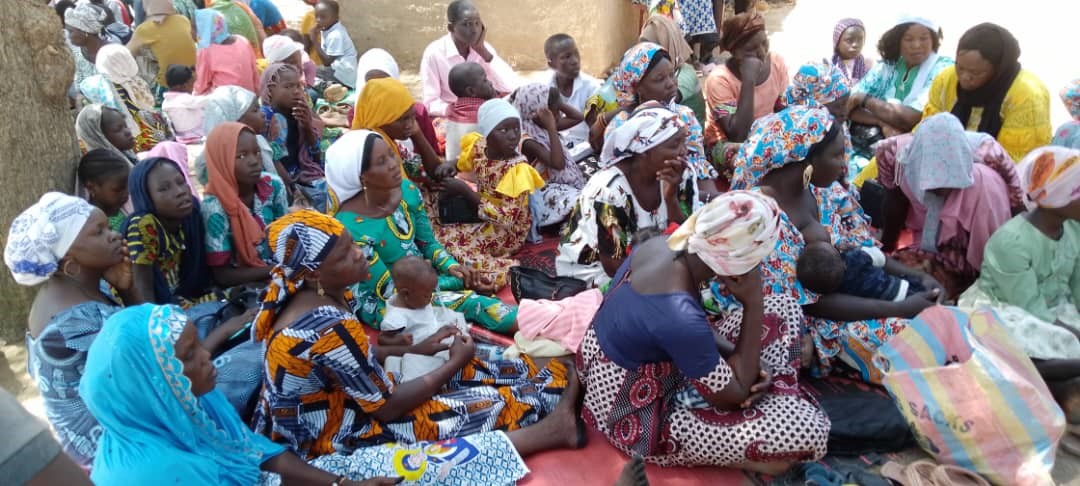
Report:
2,0,1079,484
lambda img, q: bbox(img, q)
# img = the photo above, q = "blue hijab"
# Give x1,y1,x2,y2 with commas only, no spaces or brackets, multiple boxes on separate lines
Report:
126,157,211,304
195,8,231,49
80,304,284,485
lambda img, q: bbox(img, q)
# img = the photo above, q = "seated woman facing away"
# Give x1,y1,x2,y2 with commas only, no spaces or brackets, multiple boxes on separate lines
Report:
1053,79,1080,150
959,146,1080,419
201,122,289,288
579,191,830,472
3,193,134,468
251,211,585,460
194,9,261,95
126,0,195,92
847,15,952,158
875,113,1022,299
325,130,516,333
80,44,173,152
923,22,1052,162
260,62,327,211
558,103,691,287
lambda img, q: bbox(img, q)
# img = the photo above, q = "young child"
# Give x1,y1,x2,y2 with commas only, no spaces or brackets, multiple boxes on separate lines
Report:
309,0,357,89
161,64,205,144
545,33,600,150
445,62,497,160
831,18,871,84
78,148,131,232
281,29,318,87
378,256,468,348
798,241,926,302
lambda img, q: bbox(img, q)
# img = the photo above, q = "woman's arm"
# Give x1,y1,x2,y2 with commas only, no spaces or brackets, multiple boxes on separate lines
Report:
556,102,585,131
717,58,762,143
211,265,271,288
880,187,910,252
805,291,936,320
409,126,448,179
863,97,922,133
127,264,156,305
262,451,398,485
369,336,474,423
694,272,765,410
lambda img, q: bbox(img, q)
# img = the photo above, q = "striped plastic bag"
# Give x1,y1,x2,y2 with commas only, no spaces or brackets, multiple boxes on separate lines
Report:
872,306,1065,485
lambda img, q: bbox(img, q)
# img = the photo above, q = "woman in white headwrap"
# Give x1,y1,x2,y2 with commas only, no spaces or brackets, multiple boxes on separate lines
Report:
80,44,173,152
578,190,829,470
194,85,282,187
556,101,695,287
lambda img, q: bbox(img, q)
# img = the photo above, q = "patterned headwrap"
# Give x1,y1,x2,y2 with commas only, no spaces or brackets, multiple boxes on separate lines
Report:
610,42,666,105
65,2,109,35
511,83,572,167
667,190,781,276
195,9,230,49
1052,122,1080,150
1060,78,1080,121
832,18,868,81
783,61,851,108
95,44,156,112
253,210,345,342
325,130,383,215
349,78,414,160
600,101,683,168
730,106,834,190
1017,146,1080,210
5,193,95,286
720,12,766,53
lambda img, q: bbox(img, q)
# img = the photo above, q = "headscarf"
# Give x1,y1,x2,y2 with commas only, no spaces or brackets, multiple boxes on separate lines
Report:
640,14,692,66
1059,78,1080,121
477,98,520,137
80,304,285,485
259,63,324,182
75,103,136,162
1017,146,1080,210
262,35,301,64
897,113,989,251
783,61,851,108
610,42,666,105
4,193,94,286
253,211,345,342
600,101,683,168
355,48,400,94
126,158,210,303
143,0,177,22
1052,122,1080,150
731,106,834,190
204,122,266,268
951,23,1022,139
195,9,230,49
65,2,108,35
511,83,572,167
349,78,414,157
832,18,868,81
198,86,276,183
258,62,302,106
95,44,156,112
325,130,382,215
894,13,939,33
720,12,766,53
667,190,781,276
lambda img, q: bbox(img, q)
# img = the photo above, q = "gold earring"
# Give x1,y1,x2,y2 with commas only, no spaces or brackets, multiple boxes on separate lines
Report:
317,280,325,297
61,259,81,278
802,164,814,187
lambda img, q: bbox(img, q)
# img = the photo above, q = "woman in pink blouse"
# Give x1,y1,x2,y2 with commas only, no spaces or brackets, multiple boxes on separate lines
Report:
194,9,260,95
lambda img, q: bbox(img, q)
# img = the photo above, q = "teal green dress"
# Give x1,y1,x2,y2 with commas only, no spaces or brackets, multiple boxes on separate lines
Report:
336,180,517,332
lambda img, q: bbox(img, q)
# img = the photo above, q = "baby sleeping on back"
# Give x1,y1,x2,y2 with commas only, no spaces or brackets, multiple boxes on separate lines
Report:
796,224,924,301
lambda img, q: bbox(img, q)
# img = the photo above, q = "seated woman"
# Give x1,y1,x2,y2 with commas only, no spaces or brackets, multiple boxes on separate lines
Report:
326,130,516,333
1052,79,1080,150
208,0,263,51
558,103,691,287
201,122,289,288
782,61,854,176
75,103,137,163
194,9,261,95
639,14,707,126
64,2,117,91
259,62,327,211
579,191,830,472
420,0,520,118
876,113,1021,299
703,12,788,145
198,85,283,187
80,44,173,152
923,23,1052,162
959,146,1080,416
510,83,586,228
590,42,717,190
4,193,133,468
847,15,952,157
354,49,440,153
729,106,946,383
251,211,584,459
126,0,195,92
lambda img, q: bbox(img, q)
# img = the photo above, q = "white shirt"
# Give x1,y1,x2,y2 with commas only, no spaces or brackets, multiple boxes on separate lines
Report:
320,22,358,88
420,33,522,117
547,69,601,147
382,303,468,344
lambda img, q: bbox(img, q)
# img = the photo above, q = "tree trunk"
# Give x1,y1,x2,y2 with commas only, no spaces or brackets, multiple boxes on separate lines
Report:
0,1,79,341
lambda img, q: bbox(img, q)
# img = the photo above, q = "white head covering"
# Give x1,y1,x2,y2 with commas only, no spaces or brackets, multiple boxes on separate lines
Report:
202,85,258,135
5,193,95,286
895,13,938,33
262,35,303,64
667,190,781,276
95,44,156,112
477,98,520,137
600,102,683,168
355,48,401,93
325,130,384,215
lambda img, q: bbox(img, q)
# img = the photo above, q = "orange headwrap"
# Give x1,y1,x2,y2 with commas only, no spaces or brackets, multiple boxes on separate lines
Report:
720,13,766,53
204,122,266,269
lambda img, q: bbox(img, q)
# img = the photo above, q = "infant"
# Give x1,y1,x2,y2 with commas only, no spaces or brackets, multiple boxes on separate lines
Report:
797,225,923,301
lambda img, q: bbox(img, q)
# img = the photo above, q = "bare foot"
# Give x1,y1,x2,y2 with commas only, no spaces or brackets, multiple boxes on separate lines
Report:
614,456,649,486
553,366,586,449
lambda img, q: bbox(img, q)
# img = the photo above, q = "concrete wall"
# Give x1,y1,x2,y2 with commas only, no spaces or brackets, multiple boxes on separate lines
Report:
340,0,642,77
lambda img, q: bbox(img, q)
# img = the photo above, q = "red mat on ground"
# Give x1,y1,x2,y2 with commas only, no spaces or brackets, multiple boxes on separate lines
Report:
520,427,750,485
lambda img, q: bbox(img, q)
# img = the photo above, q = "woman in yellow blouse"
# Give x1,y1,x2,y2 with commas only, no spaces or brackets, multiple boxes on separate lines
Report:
923,23,1051,162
